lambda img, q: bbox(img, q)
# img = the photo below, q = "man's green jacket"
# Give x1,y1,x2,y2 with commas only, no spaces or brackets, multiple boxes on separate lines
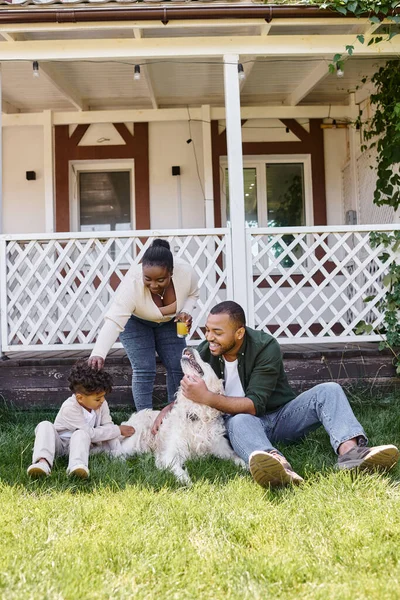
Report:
197,327,296,417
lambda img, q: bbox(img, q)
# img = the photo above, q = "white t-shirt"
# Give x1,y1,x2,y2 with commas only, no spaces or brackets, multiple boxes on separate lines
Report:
223,358,245,398
59,407,96,440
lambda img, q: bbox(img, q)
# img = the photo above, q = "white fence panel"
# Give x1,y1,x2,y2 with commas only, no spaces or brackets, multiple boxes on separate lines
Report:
0,229,231,352
248,225,400,344
1,225,399,353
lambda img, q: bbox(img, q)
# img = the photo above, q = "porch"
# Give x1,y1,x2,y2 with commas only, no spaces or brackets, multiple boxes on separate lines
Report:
0,4,399,405
0,224,399,406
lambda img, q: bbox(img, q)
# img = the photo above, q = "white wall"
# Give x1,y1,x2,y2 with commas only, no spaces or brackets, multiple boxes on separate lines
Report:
1,118,348,235
2,126,45,234
149,120,205,229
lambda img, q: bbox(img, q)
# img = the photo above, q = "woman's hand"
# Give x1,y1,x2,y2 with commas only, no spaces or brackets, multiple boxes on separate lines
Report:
175,312,193,333
88,356,105,370
151,403,175,435
119,425,135,437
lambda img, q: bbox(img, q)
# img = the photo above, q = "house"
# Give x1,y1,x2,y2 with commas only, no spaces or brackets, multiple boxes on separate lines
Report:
0,0,399,404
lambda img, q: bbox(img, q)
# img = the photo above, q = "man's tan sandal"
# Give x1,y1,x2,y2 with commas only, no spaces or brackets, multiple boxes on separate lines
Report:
249,450,304,487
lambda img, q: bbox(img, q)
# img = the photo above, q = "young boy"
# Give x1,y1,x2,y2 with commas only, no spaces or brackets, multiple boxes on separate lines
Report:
27,360,135,479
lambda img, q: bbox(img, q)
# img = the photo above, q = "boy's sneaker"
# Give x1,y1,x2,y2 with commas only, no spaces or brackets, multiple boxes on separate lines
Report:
249,450,304,487
337,444,399,471
67,464,89,479
27,461,51,477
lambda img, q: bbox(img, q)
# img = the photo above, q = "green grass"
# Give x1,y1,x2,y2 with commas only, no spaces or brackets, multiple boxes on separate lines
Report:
1,390,400,599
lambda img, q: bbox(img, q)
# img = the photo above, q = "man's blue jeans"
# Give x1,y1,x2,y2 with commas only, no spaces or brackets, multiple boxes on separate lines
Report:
225,383,367,465
119,315,186,411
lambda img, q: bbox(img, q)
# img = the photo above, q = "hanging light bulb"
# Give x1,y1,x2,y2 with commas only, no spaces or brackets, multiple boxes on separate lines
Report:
336,64,344,78
33,61,39,78
238,63,245,81
134,64,141,81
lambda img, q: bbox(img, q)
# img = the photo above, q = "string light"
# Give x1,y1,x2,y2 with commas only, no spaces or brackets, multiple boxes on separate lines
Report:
336,64,344,78
134,64,141,81
238,63,245,81
32,61,39,78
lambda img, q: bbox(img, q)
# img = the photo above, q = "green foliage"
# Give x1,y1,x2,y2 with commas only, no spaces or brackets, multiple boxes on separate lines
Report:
355,231,400,374
361,61,400,210
300,0,400,18
300,1,400,64
305,3,400,365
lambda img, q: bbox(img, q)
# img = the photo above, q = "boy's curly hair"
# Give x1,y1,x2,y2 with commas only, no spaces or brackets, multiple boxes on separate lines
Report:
68,359,113,395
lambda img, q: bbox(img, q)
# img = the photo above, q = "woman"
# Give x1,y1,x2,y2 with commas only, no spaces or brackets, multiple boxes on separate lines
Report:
89,239,199,411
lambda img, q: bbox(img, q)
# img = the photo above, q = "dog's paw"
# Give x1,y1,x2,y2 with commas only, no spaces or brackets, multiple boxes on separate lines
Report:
177,471,192,486
234,456,247,470
108,439,126,458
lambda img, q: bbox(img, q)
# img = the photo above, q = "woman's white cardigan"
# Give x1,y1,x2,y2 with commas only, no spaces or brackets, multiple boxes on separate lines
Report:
91,257,199,359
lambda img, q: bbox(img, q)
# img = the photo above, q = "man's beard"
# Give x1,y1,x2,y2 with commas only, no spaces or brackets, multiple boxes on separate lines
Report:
210,338,237,356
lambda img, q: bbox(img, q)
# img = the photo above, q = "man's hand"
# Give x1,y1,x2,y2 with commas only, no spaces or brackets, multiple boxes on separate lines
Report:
88,356,105,370
119,425,135,437
175,312,193,333
151,403,174,435
180,375,211,405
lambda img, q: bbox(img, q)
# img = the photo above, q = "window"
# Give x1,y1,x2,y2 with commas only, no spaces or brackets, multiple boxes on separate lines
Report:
265,163,305,228
225,168,258,227
70,160,135,232
222,156,312,228
79,171,131,232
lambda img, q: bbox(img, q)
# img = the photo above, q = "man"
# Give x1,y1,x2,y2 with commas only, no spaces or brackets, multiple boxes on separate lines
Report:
179,301,399,487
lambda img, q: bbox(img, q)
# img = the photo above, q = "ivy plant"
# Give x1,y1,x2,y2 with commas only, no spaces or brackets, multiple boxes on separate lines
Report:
360,61,400,210
299,0,400,71
355,231,400,374
272,1,400,371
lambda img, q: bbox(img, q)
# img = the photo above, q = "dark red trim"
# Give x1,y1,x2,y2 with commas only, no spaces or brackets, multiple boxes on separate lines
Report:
54,122,150,232
211,118,327,227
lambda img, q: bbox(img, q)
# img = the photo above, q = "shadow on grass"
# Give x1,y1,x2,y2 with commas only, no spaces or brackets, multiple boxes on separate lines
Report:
1,389,400,496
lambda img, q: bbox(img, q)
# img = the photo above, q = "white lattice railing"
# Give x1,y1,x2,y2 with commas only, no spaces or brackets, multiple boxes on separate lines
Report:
247,224,400,344
0,229,231,352
1,225,399,353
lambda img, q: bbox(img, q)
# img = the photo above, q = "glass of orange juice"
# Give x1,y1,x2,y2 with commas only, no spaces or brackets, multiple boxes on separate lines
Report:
176,320,189,338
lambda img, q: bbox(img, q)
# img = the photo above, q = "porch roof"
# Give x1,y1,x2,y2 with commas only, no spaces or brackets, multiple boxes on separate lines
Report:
0,3,398,114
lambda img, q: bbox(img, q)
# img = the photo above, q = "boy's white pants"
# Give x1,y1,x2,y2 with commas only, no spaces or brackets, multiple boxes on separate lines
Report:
32,420,119,472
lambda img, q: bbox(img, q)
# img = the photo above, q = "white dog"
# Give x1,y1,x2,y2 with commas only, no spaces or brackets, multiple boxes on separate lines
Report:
114,347,245,484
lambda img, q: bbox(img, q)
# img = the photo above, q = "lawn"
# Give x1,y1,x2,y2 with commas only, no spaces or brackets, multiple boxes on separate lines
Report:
1,390,400,600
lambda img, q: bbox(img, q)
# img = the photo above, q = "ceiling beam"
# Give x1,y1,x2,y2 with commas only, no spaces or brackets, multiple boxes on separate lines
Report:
0,19,272,35
284,60,330,106
37,62,87,111
240,24,270,92
133,27,158,109
0,32,86,110
0,32,24,42
2,99,20,114
260,23,272,36
239,57,256,92
0,35,397,60
2,104,358,127
363,21,382,36
0,17,387,35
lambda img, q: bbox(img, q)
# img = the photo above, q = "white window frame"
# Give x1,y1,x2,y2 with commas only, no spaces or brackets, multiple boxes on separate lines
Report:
220,154,314,227
69,159,136,232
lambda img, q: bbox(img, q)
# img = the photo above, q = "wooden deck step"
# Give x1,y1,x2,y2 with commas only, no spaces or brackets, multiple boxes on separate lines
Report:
0,343,397,409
